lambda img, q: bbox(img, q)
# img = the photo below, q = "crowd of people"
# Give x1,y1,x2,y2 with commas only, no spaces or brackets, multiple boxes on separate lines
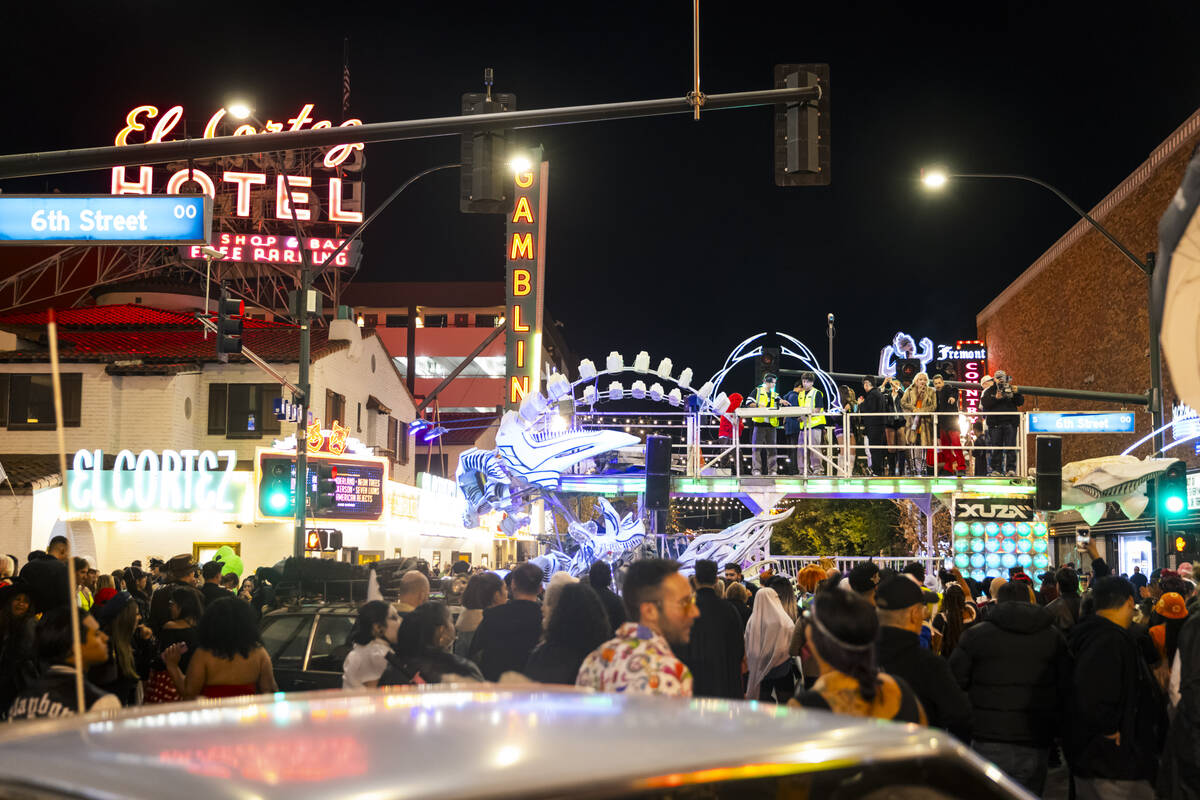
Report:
3,534,1199,799
738,369,1024,478
0,539,276,717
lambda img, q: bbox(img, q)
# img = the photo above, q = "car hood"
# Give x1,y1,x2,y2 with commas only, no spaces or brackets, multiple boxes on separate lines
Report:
0,685,994,800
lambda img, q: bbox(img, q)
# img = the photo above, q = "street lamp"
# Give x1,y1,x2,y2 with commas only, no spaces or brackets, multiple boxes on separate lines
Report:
922,167,1167,562
227,102,253,120
509,155,533,174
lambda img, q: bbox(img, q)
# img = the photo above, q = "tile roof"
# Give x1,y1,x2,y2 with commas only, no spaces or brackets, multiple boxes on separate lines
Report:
0,304,281,330
0,303,348,364
0,454,63,490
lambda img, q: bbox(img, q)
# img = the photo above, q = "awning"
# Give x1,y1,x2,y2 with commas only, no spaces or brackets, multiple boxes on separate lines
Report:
366,395,392,415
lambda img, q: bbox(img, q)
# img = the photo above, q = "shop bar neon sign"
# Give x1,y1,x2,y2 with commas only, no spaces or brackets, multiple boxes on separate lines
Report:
67,448,243,514
110,104,364,224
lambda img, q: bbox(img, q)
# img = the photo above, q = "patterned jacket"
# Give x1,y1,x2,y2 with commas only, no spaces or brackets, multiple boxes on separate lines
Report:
576,622,692,696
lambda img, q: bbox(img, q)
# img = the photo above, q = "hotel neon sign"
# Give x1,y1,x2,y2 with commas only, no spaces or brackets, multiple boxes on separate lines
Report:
110,103,364,225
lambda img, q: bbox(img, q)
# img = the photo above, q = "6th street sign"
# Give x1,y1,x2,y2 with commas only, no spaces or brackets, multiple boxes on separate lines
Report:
0,194,211,245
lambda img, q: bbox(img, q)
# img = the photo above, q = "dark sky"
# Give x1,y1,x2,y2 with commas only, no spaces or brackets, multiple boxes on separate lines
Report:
4,2,1200,388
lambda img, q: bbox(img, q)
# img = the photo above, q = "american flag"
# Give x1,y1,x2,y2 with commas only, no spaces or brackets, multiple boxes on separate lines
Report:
342,38,351,120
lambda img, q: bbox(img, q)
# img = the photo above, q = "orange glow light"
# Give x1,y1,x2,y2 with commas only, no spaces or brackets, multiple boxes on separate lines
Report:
115,105,158,147
510,376,530,403
511,305,530,333
511,195,534,224
512,269,531,296
516,339,526,368
509,232,534,260
514,171,534,189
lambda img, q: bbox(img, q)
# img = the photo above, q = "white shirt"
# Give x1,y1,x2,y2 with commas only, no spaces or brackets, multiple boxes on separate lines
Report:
342,640,392,689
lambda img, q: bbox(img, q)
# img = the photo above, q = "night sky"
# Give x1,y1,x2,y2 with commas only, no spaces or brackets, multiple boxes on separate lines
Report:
4,2,1200,390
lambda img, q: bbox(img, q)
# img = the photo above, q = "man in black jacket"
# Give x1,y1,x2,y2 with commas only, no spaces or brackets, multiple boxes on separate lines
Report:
859,377,888,476
979,371,1024,476
588,560,626,629
875,576,971,740
949,580,1073,797
468,562,544,681
1046,567,1082,633
676,560,744,699
199,561,233,606
1066,577,1165,800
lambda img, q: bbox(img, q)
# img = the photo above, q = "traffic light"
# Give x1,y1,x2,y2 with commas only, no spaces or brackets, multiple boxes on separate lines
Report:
314,462,337,513
774,64,830,187
216,284,244,362
1159,459,1188,517
460,69,516,213
756,346,781,386
1172,531,1197,559
305,529,327,551
257,457,296,517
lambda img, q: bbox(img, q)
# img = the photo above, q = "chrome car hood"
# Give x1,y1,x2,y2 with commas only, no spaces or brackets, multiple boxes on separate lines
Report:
0,685,1021,800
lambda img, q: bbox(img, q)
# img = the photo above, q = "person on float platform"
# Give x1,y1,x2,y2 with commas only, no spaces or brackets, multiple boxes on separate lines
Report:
795,372,827,475
743,373,790,476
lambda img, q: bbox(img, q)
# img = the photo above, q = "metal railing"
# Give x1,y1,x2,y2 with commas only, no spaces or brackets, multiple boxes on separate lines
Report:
574,409,1029,480
768,555,941,579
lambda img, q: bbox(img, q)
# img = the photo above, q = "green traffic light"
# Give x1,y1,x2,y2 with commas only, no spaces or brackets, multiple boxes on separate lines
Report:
1165,495,1185,514
268,491,290,512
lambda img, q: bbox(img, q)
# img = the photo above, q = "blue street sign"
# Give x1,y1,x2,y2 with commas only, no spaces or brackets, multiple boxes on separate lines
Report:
0,195,211,245
1028,412,1136,434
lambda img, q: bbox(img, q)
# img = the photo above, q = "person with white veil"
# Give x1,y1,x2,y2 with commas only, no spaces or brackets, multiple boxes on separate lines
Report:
745,587,797,702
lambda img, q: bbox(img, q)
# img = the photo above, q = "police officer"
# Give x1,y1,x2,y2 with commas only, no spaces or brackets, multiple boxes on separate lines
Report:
744,373,790,475
795,372,827,475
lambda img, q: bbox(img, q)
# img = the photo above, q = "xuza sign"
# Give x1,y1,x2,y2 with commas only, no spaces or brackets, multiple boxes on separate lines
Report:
0,195,211,245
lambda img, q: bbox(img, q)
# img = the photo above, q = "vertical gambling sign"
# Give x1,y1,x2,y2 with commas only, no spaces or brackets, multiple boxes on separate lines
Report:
505,162,548,409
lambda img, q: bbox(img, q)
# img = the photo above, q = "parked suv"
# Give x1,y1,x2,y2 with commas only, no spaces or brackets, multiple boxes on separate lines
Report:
259,603,358,692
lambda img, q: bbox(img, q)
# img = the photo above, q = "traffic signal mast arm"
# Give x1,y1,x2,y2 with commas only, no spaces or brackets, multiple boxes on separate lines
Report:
194,313,301,395
0,87,821,179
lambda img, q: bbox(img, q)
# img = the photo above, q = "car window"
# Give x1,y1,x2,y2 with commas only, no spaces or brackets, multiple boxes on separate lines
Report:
260,615,313,669
307,615,355,672
609,754,1018,800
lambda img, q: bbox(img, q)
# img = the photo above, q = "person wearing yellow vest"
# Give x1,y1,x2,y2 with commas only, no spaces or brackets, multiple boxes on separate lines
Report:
74,556,94,611
795,372,827,475
744,373,790,475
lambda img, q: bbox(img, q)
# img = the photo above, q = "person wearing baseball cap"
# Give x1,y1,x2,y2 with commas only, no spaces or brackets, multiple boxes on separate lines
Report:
147,554,204,637
874,575,971,740
1149,592,1188,666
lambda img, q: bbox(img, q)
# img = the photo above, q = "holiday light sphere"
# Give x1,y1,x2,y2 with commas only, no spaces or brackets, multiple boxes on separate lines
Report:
971,522,985,536
1001,553,1017,569
971,538,985,553
984,538,1000,553
985,553,1001,569
1016,538,1032,553
954,521,969,535
970,554,985,569
1000,538,1016,554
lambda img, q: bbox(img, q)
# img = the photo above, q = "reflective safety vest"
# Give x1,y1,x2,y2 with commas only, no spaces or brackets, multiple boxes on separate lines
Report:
751,385,781,426
798,388,826,429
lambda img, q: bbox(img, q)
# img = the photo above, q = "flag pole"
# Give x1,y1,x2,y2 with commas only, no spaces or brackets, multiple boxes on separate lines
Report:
48,309,85,713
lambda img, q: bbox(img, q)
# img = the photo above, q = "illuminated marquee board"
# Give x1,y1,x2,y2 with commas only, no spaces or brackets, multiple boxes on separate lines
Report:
505,162,548,409
255,449,386,522
65,448,247,519
110,103,365,267
950,497,1049,583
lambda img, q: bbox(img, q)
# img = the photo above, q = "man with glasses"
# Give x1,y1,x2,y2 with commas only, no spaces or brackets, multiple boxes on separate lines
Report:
576,559,699,696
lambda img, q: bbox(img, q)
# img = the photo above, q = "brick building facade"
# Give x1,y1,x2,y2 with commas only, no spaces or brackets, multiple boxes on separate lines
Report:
977,108,1200,470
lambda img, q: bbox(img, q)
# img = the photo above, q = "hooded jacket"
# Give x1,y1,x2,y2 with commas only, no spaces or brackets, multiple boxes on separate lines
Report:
948,600,1072,746
1065,613,1166,781
676,587,745,699
877,625,971,741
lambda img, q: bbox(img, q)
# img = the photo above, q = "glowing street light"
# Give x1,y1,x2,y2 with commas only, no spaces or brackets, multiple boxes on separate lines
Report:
509,155,533,174
227,102,253,120
921,168,949,189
